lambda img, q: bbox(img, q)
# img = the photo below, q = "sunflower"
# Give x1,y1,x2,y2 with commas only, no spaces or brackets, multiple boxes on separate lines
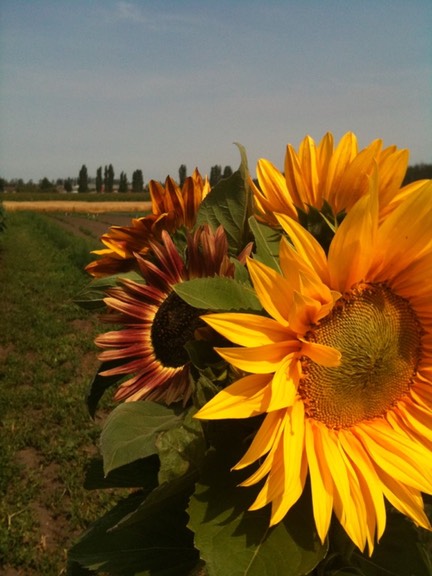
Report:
86,168,210,278
196,176,432,554
95,224,238,404
252,131,427,227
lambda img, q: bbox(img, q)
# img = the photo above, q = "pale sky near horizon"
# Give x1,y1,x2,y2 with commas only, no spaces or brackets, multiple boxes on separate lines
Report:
0,0,431,183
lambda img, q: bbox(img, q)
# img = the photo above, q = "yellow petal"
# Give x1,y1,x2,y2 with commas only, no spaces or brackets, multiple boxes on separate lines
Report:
202,312,292,347
377,467,431,530
305,420,334,543
215,341,299,374
355,421,432,493
324,132,358,207
235,410,286,470
247,257,294,326
298,135,320,206
300,340,341,366
266,355,298,411
288,290,322,333
195,373,271,419
328,177,378,292
276,213,329,283
284,143,309,210
339,429,386,542
372,181,432,279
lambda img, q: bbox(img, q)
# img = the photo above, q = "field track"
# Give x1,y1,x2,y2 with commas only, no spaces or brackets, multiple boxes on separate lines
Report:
3,200,152,213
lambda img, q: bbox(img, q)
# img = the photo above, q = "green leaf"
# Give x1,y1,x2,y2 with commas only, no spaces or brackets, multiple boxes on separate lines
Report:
114,471,197,531
248,216,282,272
75,270,144,310
86,360,124,419
100,402,185,475
156,408,206,484
196,144,253,255
188,445,328,576
174,276,262,312
350,511,432,576
83,456,160,490
67,490,198,576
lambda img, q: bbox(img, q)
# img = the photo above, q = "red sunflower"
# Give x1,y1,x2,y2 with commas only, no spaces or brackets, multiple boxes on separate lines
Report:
86,168,210,278
95,224,243,404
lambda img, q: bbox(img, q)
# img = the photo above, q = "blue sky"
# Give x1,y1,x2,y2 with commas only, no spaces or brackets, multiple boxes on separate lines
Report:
1,0,431,183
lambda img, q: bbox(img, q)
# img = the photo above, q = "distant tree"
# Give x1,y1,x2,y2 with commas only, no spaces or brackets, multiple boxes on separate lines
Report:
132,169,144,193
209,164,222,187
104,164,115,193
178,164,187,186
96,166,103,193
78,165,89,193
403,163,432,185
118,171,128,193
39,177,54,190
0,178,5,193
64,178,73,193
222,165,233,179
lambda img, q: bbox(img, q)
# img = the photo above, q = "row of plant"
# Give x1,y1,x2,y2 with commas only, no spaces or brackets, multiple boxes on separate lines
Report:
0,212,126,575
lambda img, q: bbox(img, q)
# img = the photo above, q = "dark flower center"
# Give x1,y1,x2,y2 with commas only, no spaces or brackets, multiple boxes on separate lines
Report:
151,291,205,368
300,283,422,428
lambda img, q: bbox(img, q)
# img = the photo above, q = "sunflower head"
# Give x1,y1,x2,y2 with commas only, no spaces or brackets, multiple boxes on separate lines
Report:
252,131,410,230
95,224,239,405
86,168,210,278
196,180,432,554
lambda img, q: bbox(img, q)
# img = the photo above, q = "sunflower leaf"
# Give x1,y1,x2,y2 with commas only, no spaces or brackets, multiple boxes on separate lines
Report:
174,276,262,312
155,407,206,484
83,455,160,490
100,402,186,475
74,270,144,310
86,360,125,419
196,144,253,255
350,511,432,576
248,216,282,272
67,489,198,576
188,440,328,576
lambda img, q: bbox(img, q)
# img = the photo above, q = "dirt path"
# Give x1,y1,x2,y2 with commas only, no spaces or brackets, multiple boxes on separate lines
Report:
46,212,146,241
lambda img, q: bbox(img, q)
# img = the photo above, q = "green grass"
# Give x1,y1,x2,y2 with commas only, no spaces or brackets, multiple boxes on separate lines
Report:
0,212,126,575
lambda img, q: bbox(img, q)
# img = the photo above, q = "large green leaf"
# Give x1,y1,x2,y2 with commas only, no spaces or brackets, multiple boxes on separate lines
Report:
114,471,197,531
174,276,262,312
350,511,432,576
196,144,253,255
188,446,328,576
156,408,206,484
86,360,124,419
100,402,185,475
84,455,160,490
248,216,282,273
67,490,198,576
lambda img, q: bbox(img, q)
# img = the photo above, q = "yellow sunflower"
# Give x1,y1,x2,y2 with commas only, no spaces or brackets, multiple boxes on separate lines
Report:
252,131,427,226
196,176,432,554
86,168,210,278
95,224,240,404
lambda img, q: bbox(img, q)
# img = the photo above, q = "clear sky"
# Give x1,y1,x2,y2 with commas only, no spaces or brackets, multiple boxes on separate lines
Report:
1,0,431,183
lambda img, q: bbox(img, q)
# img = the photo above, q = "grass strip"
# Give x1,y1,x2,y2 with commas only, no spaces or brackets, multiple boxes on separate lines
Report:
0,212,122,575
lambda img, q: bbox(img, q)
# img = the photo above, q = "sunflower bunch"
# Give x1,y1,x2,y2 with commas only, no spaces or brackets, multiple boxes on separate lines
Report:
69,134,432,576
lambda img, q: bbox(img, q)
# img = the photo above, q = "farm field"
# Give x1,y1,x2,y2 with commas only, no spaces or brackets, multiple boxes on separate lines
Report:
0,209,140,575
3,200,152,215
